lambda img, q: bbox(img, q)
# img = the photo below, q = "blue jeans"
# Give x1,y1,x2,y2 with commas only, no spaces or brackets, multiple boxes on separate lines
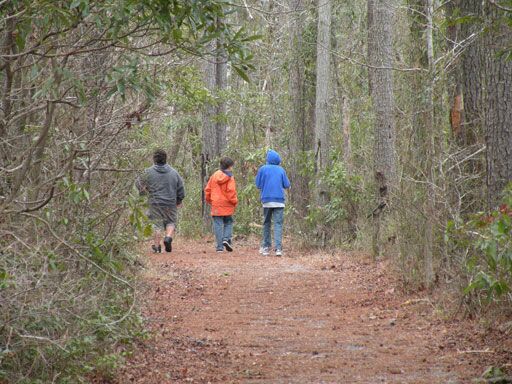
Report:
262,207,284,251
212,216,233,251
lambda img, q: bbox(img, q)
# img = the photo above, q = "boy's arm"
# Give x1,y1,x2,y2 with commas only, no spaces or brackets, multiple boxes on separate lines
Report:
227,178,238,206
204,177,212,204
282,170,291,189
176,174,185,205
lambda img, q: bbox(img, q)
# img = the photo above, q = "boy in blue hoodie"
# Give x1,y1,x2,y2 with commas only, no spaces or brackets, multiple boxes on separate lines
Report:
255,149,291,256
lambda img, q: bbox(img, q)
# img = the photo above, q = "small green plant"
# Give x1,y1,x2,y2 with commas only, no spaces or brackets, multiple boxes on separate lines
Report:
61,177,90,204
127,191,153,239
473,366,511,384
0,267,13,289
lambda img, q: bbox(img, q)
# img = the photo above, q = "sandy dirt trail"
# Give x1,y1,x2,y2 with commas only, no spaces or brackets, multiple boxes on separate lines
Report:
116,239,508,383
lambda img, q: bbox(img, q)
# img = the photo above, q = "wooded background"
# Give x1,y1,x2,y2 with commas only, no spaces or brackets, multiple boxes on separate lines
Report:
1,0,511,382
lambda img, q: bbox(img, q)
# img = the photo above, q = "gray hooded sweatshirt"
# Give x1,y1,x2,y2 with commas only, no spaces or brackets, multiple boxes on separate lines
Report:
137,164,185,206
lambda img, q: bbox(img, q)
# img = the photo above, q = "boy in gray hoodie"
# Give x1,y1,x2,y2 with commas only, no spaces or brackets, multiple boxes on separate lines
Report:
136,149,185,253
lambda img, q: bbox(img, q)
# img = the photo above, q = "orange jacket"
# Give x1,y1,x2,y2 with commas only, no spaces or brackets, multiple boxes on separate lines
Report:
205,170,238,216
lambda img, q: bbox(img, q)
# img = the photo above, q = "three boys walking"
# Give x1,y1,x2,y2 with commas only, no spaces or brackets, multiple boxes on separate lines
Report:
139,148,290,256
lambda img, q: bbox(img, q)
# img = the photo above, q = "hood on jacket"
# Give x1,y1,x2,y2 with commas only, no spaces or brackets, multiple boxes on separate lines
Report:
266,150,281,165
153,164,171,173
212,169,231,185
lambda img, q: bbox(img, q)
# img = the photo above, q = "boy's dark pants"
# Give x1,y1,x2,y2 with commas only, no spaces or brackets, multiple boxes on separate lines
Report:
212,216,233,251
262,207,284,251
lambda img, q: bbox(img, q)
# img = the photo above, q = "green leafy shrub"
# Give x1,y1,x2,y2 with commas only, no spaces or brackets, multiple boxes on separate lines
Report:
448,185,512,313
324,161,362,223
305,159,364,246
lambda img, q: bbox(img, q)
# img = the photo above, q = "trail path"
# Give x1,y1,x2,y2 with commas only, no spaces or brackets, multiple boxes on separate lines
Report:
116,239,508,383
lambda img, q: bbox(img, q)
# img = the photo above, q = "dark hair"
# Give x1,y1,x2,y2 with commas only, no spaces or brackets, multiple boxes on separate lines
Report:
220,157,234,170
153,149,167,165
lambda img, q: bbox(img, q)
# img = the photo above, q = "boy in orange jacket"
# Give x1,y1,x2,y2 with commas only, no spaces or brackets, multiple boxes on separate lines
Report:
205,157,238,252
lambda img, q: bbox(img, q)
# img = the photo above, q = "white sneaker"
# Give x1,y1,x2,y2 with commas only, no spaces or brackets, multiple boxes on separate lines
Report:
275,249,282,257
260,247,270,256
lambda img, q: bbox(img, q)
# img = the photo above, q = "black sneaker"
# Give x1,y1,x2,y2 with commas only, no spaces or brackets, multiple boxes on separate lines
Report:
163,236,172,252
223,240,233,252
151,244,161,253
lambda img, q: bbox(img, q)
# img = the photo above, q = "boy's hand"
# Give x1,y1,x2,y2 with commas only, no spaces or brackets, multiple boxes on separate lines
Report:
177,202,183,208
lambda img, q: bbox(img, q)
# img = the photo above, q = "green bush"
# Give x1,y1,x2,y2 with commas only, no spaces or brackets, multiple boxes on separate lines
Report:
448,185,512,313
305,158,363,246
0,182,148,383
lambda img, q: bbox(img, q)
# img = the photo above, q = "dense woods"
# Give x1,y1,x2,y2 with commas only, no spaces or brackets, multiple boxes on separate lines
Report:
1,0,511,382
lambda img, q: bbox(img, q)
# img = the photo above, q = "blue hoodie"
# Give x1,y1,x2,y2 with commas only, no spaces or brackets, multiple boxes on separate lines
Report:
255,150,291,204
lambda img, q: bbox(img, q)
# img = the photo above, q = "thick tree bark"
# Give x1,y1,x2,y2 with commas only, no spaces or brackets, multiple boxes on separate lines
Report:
443,0,484,216
314,0,331,207
445,0,465,142
458,1,512,207
460,0,484,147
367,0,396,258
367,0,396,181
483,4,512,207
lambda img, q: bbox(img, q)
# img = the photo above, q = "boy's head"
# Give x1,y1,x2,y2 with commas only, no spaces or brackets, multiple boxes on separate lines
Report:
266,149,281,165
153,149,167,165
220,157,234,171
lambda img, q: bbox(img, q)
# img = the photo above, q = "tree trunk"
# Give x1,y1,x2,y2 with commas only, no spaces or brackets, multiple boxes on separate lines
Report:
341,96,357,239
460,0,484,147
423,0,435,287
288,0,309,211
341,96,352,175
314,0,331,207
367,0,396,258
458,1,512,207
0,15,16,198
333,36,352,175
483,4,512,208
265,0,276,149
169,124,189,165
440,1,484,225
202,52,218,162
445,0,465,143
215,30,228,155
201,30,228,223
